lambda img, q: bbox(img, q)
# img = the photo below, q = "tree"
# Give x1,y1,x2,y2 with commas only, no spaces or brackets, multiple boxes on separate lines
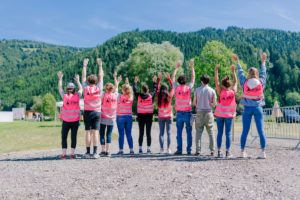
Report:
194,40,247,88
286,92,300,106
32,96,43,112
41,93,56,118
118,41,184,85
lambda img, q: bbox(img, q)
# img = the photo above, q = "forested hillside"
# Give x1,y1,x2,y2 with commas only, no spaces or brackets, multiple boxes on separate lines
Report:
1,27,300,110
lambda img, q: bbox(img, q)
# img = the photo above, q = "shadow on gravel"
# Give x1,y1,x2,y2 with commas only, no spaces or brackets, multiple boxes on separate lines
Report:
110,153,245,162
0,156,60,162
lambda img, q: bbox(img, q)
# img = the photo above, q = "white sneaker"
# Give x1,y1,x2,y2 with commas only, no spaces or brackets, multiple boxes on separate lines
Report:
240,151,247,158
160,149,164,154
257,151,266,159
167,148,172,155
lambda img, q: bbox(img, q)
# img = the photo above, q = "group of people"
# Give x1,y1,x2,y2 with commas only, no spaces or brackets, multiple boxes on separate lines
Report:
57,52,267,159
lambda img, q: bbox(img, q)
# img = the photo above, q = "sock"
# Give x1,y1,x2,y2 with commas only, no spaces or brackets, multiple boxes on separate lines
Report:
93,146,98,154
86,147,90,154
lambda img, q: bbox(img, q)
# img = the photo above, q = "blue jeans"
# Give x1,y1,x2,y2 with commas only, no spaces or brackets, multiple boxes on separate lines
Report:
240,106,266,150
100,124,113,145
117,115,133,150
176,111,192,152
158,118,172,149
216,117,233,150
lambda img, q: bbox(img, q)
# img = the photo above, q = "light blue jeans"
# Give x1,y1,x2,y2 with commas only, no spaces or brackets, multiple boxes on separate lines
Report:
240,106,266,150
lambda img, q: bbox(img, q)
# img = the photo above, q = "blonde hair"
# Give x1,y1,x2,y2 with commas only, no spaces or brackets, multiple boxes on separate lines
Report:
122,84,133,99
247,67,259,79
105,82,115,93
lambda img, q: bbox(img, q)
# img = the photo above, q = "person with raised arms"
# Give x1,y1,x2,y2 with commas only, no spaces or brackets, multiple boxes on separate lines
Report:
82,58,103,159
57,72,82,159
232,53,267,159
99,72,121,157
172,59,195,155
214,64,237,158
133,75,157,154
156,72,174,154
116,77,134,155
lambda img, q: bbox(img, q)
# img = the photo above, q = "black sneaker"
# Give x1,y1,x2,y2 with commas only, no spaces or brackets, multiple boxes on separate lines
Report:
194,152,200,156
100,151,106,156
139,149,143,154
187,151,192,155
174,151,182,155
117,151,124,155
130,150,134,155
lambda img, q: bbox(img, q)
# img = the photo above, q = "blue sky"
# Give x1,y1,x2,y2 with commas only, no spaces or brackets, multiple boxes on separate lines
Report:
0,0,300,47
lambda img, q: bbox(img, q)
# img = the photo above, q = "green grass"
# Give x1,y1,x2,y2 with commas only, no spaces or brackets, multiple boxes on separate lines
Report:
0,121,86,154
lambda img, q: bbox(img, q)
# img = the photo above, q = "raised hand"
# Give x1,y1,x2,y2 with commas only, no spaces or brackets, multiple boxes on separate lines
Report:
231,54,239,62
96,58,102,66
152,75,157,82
134,76,139,83
57,71,63,80
83,58,89,67
125,77,129,84
230,64,235,71
189,59,194,68
176,60,182,69
74,74,80,82
117,75,122,83
164,72,171,79
261,52,267,63
215,64,220,72
158,72,162,80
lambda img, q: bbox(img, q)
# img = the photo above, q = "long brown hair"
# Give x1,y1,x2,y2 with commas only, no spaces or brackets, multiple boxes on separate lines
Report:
157,84,170,107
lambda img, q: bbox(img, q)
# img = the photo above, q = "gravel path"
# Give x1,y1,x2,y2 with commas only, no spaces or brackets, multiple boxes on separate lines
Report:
0,122,300,200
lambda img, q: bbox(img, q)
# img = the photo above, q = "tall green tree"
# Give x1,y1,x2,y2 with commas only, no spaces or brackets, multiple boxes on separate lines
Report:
42,93,56,118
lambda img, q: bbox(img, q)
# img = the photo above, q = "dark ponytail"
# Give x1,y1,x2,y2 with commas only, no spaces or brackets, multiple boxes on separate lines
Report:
157,84,170,107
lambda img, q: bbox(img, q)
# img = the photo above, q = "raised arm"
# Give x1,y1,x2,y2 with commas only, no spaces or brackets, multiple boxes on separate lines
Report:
259,52,267,86
133,76,139,99
74,74,83,95
165,72,174,96
57,71,64,97
113,71,122,93
214,64,221,95
189,59,195,88
156,73,162,96
232,54,246,86
97,58,104,90
172,60,182,83
151,75,158,99
81,58,89,84
231,65,238,93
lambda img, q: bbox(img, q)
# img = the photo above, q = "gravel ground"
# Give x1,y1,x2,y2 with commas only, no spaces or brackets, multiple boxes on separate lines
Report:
0,122,300,200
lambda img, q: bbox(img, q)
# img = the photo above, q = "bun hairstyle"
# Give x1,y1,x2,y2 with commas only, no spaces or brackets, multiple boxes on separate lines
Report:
87,75,98,85
141,84,149,93
221,76,232,88
122,84,133,99
157,84,170,107
247,67,259,79
177,75,187,85
105,83,115,92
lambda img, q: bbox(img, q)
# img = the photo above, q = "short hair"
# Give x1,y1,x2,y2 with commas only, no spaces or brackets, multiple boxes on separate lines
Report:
87,75,98,85
200,74,210,85
177,75,187,85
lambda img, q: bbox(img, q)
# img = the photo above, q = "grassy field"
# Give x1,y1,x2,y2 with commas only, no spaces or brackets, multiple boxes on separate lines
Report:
0,121,86,154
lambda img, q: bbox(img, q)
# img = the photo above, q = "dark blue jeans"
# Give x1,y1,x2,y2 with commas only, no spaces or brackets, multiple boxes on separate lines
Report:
240,106,266,150
100,124,113,145
117,115,133,150
216,117,233,150
176,111,192,153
